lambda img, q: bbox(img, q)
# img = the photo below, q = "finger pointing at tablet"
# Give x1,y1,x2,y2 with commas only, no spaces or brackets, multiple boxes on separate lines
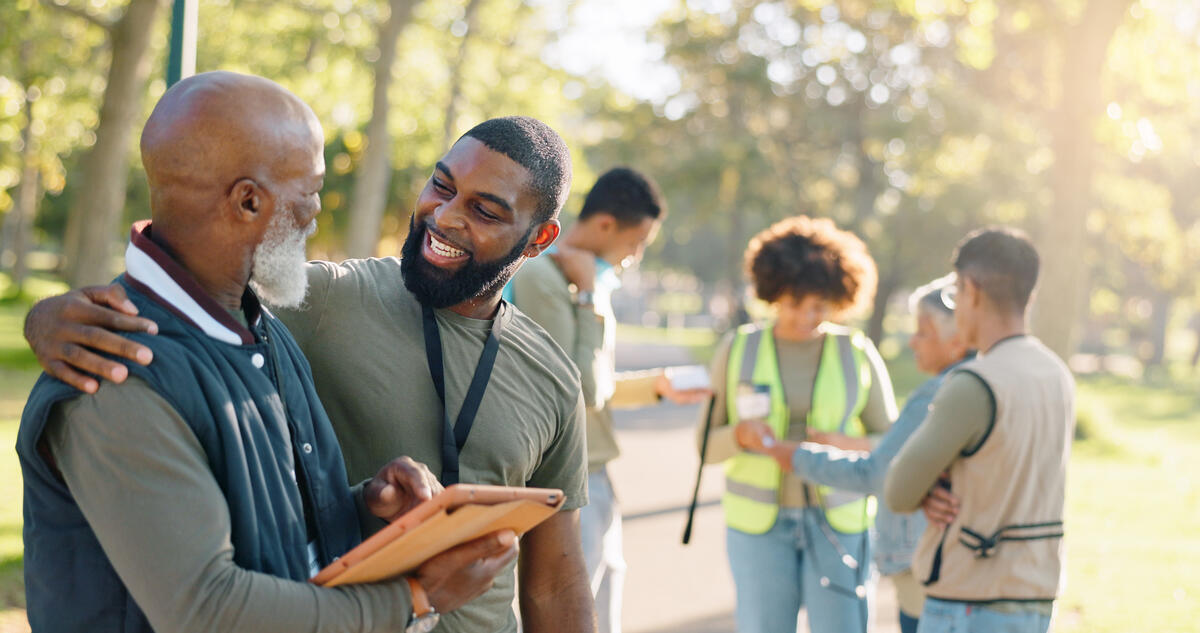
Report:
365,456,445,522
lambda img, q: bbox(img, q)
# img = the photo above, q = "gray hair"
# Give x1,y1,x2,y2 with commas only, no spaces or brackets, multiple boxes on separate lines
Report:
908,273,957,338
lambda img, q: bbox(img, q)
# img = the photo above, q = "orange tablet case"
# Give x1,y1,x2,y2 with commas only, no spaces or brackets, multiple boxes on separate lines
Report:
311,484,565,587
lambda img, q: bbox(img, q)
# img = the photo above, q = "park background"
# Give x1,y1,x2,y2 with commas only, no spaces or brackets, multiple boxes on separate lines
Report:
1,0,1198,630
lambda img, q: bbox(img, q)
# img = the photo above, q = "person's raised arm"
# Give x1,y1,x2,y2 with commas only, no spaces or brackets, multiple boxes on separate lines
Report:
24,284,158,393
511,254,604,408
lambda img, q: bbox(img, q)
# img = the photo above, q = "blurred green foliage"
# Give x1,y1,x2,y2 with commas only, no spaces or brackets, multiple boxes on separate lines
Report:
0,0,1198,358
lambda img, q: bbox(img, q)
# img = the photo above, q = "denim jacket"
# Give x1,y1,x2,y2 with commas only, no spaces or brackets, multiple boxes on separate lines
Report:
790,359,968,575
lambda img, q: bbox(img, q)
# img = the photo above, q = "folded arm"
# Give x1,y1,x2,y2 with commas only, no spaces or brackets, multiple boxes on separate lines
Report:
883,372,992,513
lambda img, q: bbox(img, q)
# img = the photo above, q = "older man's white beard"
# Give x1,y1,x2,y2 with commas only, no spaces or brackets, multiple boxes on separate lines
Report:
249,212,316,309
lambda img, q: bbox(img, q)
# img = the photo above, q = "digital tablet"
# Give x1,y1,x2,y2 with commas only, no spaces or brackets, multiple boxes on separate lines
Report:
310,484,565,587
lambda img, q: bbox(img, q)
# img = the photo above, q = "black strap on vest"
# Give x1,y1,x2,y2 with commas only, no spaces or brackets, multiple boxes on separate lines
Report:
421,304,504,485
959,521,1064,559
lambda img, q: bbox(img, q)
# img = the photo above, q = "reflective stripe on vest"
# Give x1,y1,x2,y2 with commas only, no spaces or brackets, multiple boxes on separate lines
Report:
722,323,876,534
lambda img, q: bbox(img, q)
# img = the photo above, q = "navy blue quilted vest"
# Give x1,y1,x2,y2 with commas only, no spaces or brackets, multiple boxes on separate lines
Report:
16,276,361,632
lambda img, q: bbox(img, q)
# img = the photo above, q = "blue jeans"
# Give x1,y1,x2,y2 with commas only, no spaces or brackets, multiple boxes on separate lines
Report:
726,507,873,633
917,599,1051,633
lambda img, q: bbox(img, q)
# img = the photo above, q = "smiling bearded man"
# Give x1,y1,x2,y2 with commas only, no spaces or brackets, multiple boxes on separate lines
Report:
400,213,530,309
250,117,597,633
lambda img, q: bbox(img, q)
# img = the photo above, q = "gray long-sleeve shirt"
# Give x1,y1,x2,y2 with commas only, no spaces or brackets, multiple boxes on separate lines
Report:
45,377,413,633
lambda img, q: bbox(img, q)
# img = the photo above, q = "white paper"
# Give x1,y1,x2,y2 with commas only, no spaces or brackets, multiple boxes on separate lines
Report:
665,365,711,391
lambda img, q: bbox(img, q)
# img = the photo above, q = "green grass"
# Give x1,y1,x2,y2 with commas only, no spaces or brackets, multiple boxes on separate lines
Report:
1056,376,1200,632
0,298,36,621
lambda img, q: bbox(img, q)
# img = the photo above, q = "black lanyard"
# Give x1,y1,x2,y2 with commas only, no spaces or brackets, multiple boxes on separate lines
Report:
420,303,504,485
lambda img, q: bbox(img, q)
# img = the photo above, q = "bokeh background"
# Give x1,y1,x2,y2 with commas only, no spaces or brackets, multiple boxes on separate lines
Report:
1,1,1198,631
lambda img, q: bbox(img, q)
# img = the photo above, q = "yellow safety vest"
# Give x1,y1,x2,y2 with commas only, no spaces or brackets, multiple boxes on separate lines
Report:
722,322,877,535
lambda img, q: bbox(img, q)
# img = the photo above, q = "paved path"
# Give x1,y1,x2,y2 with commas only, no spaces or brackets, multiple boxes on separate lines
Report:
610,341,901,633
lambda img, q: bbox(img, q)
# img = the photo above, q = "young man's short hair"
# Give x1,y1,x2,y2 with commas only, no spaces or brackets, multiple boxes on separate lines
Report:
578,167,666,226
952,227,1040,314
461,116,572,224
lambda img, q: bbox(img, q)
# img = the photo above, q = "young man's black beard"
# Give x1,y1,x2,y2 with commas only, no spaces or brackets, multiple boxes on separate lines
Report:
400,217,532,309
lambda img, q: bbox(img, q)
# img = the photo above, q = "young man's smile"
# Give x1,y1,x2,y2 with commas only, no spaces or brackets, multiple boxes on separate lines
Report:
422,225,472,269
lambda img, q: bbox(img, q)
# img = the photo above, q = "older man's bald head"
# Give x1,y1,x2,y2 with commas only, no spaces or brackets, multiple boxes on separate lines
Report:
140,71,323,218
132,71,326,312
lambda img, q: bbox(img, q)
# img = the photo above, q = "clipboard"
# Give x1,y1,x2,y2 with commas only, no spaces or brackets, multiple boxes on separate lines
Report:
310,484,565,587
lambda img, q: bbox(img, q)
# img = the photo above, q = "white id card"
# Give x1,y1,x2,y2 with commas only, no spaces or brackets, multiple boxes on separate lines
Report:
735,385,772,420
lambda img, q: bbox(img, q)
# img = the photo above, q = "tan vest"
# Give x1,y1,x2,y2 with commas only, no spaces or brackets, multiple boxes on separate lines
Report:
912,335,1075,601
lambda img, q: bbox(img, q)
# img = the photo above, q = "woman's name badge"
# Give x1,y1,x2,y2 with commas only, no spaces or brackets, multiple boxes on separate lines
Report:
735,384,772,421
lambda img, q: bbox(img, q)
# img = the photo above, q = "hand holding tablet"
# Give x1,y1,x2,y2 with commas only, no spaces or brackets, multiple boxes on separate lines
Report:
311,484,564,587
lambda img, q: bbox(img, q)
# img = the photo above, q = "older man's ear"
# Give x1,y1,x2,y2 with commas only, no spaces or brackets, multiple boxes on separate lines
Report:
228,178,268,222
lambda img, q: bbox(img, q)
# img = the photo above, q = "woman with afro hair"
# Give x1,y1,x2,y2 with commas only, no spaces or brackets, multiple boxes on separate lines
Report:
696,216,897,633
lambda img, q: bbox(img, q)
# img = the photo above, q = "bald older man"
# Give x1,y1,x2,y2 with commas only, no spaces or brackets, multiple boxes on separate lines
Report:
16,72,515,633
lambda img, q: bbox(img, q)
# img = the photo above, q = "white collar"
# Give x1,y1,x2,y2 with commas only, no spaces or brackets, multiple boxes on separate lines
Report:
124,220,258,346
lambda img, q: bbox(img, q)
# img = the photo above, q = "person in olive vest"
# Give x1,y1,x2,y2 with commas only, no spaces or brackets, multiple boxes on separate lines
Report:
16,72,515,633
883,227,1075,633
696,216,898,633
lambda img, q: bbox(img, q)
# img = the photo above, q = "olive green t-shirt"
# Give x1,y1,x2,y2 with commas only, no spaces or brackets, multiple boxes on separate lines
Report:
273,257,589,633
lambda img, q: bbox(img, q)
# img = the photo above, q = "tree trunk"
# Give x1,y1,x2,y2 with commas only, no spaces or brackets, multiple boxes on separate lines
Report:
1190,317,1200,368
1145,289,1171,368
1032,0,1131,360
441,0,486,150
5,105,40,289
344,0,419,259
63,0,167,288
2,42,39,289
867,264,898,345
717,164,742,291
849,96,879,232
